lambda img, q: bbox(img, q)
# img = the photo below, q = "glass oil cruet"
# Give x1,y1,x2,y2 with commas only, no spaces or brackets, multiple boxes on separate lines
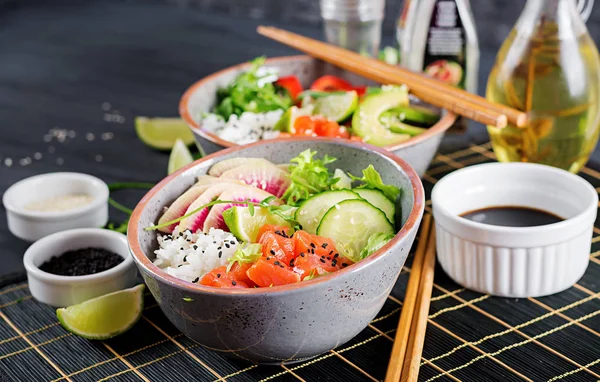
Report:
486,0,600,173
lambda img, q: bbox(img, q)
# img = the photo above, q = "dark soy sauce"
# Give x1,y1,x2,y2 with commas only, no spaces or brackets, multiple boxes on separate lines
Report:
460,206,563,227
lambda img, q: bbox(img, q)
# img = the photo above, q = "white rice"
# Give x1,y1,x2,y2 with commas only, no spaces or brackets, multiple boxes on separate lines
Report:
201,110,283,145
153,228,240,283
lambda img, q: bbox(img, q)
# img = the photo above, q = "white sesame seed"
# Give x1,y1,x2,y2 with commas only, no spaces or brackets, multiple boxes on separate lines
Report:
33,152,43,160
4,158,12,167
334,204,340,210
95,155,103,162
56,158,64,165
350,217,355,225
67,130,76,138
333,214,340,220
86,133,95,141
43,135,52,142
101,132,114,141
101,102,111,111
19,157,31,166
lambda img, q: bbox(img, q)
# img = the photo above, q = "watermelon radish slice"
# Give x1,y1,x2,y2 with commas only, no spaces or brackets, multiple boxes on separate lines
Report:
219,161,291,198
157,184,213,233
208,158,279,177
203,185,280,232
177,183,233,233
194,175,244,187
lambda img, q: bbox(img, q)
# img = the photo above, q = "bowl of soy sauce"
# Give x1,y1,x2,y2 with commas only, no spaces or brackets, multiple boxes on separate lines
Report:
431,162,598,298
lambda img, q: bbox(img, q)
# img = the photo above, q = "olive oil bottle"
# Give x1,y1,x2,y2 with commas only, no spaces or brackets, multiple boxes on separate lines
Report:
486,0,600,173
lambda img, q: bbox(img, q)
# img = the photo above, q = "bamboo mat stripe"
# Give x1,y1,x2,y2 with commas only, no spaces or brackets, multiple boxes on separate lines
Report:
0,141,598,382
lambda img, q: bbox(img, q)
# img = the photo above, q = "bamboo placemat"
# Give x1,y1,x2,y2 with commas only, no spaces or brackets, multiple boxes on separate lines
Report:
0,141,598,382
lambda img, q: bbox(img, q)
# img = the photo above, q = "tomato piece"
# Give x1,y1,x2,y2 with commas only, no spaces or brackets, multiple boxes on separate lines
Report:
259,232,295,264
275,76,303,99
292,115,317,136
257,225,294,242
310,75,354,92
200,265,250,288
247,257,301,287
314,120,350,138
353,86,367,97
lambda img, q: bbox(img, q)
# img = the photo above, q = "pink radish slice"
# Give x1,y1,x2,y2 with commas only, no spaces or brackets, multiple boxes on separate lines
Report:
219,161,291,198
157,184,213,233
194,175,244,187
208,158,276,177
177,183,233,233
202,185,280,232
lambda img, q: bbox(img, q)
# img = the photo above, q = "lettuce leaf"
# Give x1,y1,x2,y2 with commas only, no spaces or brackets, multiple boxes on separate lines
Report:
359,233,395,260
282,149,338,204
350,165,401,201
226,243,262,272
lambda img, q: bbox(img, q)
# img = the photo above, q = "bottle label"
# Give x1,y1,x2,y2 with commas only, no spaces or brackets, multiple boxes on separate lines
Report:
423,0,466,89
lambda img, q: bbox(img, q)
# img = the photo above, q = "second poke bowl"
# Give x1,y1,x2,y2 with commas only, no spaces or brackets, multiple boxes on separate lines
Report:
128,137,425,363
180,55,457,177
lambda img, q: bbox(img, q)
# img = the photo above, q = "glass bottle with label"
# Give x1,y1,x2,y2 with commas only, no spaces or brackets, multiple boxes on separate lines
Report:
396,0,479,95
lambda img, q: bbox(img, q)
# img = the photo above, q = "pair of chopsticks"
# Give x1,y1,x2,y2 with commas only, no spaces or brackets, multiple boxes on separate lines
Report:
385,214,436,382
257,26,528,129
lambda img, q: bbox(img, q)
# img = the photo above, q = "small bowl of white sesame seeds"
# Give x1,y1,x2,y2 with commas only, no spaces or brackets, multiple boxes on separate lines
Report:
3,172,109,241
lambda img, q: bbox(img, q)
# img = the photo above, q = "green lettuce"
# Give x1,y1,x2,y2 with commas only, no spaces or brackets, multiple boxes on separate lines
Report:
226,243,262,272
350,165,401,201
282,149,338,204
359,233,395,260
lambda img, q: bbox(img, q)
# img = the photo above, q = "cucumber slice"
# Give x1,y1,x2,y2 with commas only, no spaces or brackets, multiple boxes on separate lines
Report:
223,206,294,243
380,105,440,127
353,189,395,223
317,199,394,262
295,190,361,234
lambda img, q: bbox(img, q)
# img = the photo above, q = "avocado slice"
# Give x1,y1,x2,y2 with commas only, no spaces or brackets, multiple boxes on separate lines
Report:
351,90,411,146
380,105,440,128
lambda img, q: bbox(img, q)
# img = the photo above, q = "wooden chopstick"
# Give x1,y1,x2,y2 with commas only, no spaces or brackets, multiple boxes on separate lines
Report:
401,223,437,382
257,26,528,128
384,214,433,382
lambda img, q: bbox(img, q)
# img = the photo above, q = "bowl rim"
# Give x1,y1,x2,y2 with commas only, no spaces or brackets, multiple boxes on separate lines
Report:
128,136,425,295
2,172,109,220
179,55,456,151
23,228,134,284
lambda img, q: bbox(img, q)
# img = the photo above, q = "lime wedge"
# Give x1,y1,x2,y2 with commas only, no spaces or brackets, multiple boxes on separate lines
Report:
135,117,195,150
168,139,194,175
56,284,144,340
313,91,358,122
273,105,314,133
223,206,294,242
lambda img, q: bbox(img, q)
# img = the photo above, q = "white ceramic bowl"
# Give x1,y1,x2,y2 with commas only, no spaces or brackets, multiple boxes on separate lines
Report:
3,172,109,242
432,163,598,298
23,228,138,307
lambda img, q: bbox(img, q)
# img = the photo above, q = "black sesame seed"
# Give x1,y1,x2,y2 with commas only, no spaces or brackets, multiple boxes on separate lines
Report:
178,264,183,267
270,249,276,255
180,247,184,251
192,277,199,283
310,243,316,248
218,251,222,258
266,257,271,260
327,257,331,260
321,243,328,249
217,273,221,278
217,246,222,250
333,253,339,259
300,252,305,257
232,281,237,286
213,241,217,244
342,263,348,267
319,259,326,263
329,250,334,255
274,261,281,266
183,255,188,262
332,260,337,266
225,243,230,248
193,245,198,250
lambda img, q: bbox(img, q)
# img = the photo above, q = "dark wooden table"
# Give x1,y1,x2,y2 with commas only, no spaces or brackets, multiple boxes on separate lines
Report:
0,0,599,277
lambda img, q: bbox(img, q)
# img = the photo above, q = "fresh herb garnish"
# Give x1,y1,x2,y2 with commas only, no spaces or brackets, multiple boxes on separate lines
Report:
214,56,293,119
106,182,155,233
282,149,338,204
349,165,401,201
227,243,262,272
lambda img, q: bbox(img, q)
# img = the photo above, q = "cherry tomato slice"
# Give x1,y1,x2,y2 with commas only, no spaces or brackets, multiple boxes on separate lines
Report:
275,76,303,99
310,75,354,92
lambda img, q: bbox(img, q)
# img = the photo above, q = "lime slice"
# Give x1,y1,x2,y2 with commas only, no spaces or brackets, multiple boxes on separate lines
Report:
313,91,358,122
273,105,314,133
56,284,145,340
168,139,194,175
135,117,195,150
223,206,294,242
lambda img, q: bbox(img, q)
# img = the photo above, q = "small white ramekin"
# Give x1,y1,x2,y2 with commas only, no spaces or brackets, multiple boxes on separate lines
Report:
432,163,598,298
3,172,109,242
23,228,138,307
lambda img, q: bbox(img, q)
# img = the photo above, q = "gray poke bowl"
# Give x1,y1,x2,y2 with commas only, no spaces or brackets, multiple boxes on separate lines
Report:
179,55,456,178
128,137,425,364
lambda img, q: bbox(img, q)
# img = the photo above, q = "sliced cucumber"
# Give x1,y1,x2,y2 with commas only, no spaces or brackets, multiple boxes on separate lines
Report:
295,190,361,234
317,199,394,262
332,169,352,190
353,188,395,224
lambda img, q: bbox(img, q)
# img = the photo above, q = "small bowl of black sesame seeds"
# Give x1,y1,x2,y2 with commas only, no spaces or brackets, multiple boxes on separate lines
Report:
23,228,137,307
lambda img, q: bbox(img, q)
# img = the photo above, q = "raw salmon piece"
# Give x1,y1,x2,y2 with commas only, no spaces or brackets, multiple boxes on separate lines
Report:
259,232,295,264
256,225,294,242
200,265,250,288
246,258,301,287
